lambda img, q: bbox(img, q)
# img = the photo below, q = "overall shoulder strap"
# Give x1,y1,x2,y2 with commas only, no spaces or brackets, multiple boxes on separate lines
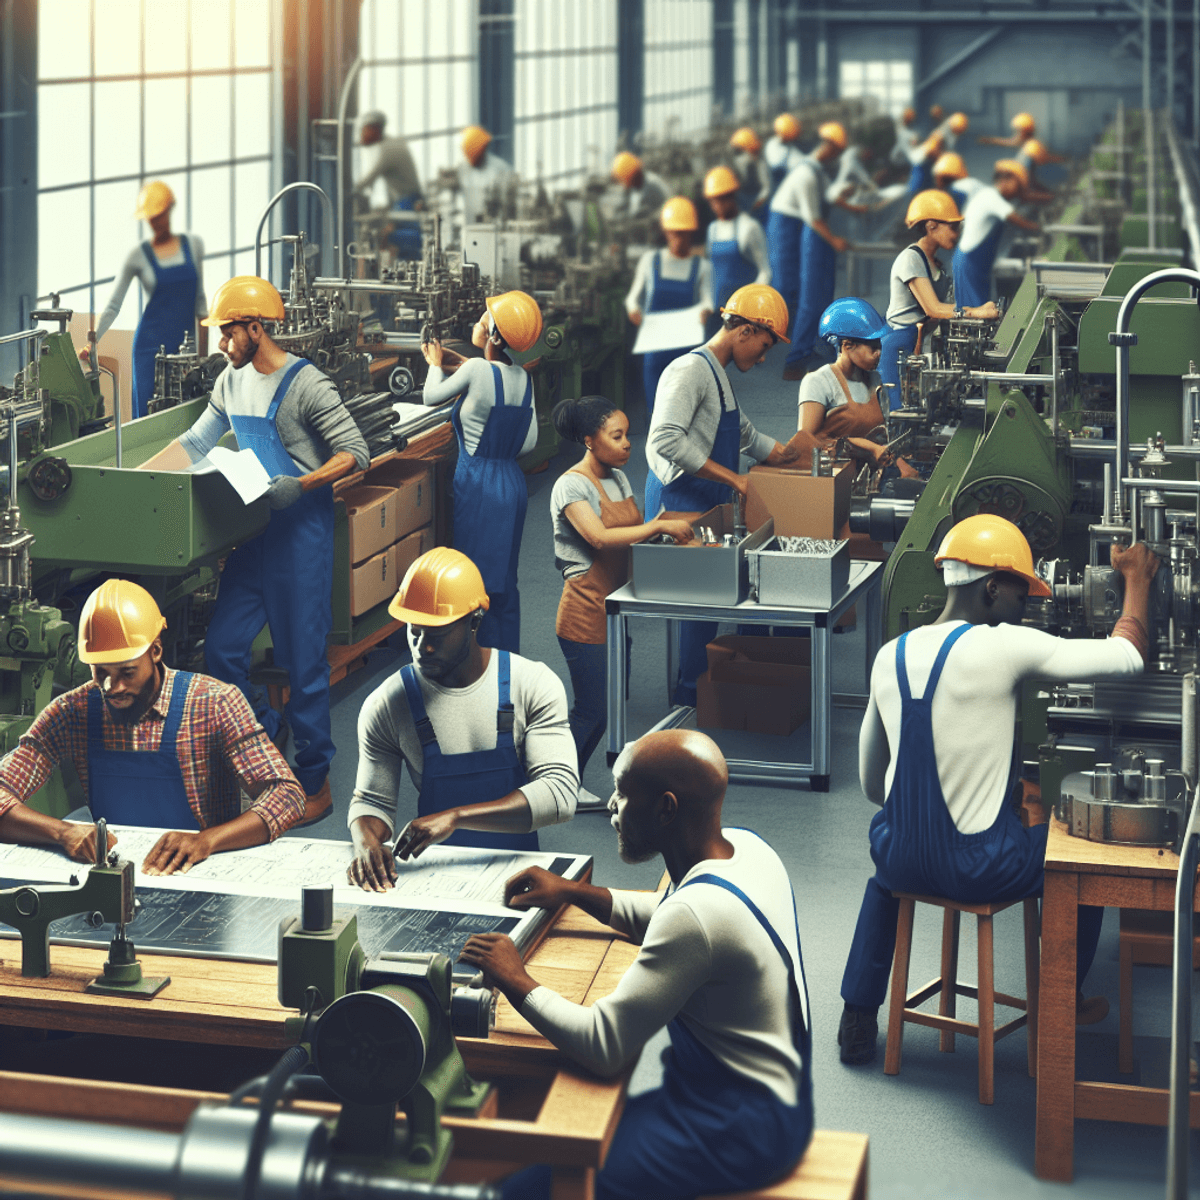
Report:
689,349,729,412
924,622,973,698
520,370,533,409
160,671,192,753
266,359,308,423
86,685,105,745
400,665,439,749
909,243,935,280
496,651,516,741
142,242,160,279
894,632,913,705
488,362,504,406
687,255,700,286
180,234,196,268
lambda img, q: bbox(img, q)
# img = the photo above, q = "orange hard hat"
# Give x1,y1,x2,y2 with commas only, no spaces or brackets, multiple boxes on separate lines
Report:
905,189,963,228
704,166,740,199
660,196,699,231
389,548,490,627
134,180,174,221
994,158,1029,187
1023,138,1049,164
933,152,968,180
461,125,492,165
935,514,1052,598
901,106,916,125
949,112,969,134
721,284,790,343
485,290,543,353
611,151,643,186
730,127,762,154
774,113,801,141
818,121,847,150
78,580,167,665
1011,112,1036,134
201,276,286,327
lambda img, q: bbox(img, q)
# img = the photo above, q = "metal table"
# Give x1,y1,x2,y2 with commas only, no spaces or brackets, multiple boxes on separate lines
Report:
604,560,884,791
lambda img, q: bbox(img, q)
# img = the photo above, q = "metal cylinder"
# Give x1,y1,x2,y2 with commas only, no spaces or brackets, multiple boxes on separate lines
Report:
451,986,496,1040
1145,759,1168,802
1093,764,1116,800
811,448,820,477
302,886,334,933
1184,674,1198,786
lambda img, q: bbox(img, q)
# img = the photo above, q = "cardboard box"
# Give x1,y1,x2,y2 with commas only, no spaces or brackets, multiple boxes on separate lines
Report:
393,524,434,583
746,462,853,539
343,485,399,566
370,462,434,540
350,544,397,617
695,635,811,737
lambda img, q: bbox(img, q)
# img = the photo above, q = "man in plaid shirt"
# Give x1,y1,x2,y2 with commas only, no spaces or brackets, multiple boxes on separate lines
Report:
0,580,305,875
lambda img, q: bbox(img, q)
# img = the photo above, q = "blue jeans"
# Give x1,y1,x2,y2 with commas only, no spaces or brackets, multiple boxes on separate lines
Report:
558,636,632,775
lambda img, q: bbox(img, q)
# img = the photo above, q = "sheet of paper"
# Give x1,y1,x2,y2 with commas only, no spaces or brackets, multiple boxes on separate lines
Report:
632,303,707,355
189,445,271,505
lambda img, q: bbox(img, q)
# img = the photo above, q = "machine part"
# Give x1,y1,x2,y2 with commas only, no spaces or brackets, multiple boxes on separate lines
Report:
277,909,365,1013
748,537,850,609
450,986,497,1040
303,885,334,933
85,924,171,999
26,455,71,501
388,365,416,398
849,497,916,544
1060,768,1180,846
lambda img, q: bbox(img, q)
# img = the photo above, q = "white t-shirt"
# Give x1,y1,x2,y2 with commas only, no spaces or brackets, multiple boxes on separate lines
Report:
859,621,1143,834
798,363,882,421
625,249,713,316
886,245,953,326
958,185,1015,254
764,136,804,178
953,177,987,210
705,214,771,284
769,158,824,224
421,357,538,458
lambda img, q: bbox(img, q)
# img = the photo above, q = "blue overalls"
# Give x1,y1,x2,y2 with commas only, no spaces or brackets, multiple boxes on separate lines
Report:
786,163,836,371
451,364,534,654
641,252,702,421
645,349,741,707
131,235,199,420
86,672,199,829
387,196,422,260
952,207,1006,309
840,623,1104,1009
398,651,538,851
880,244,940,412
204,359,337,799
907,155,933,198
707,217,758,335
767,208,802,329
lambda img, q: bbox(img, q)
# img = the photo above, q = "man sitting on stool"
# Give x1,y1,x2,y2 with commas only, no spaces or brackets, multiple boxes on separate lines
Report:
0,581,305,873
346,548,577,890
839,514,1158,1065
461,729,813,1200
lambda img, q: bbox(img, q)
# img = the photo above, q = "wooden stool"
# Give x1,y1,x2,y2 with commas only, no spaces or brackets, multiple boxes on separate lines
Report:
884,892,1041,1104
698,1130,869,1200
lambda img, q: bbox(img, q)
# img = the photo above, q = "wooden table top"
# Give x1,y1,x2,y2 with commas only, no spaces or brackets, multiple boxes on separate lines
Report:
1045,816,1186,879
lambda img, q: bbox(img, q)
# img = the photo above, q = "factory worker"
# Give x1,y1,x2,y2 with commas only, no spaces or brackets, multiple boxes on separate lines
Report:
354,110,422,259
347,548,577,888
550,396,694,795
932,151,985,214
140,276,369,827
937,111,969,151
461,729,813,1200
458,125,513,226
905,131,944,198
774,122,850,381
879,192,999,409
419,290,543,654
611,151,669,221
829,140,884,213
978,110,1037,149
0,581,304,873
703,167,770,335
645,284,800,706
890,106,920,168
729,126,771,221
765,112,804,194
626,197,713,419
1015,138,1061,203
838,516,1158,1065
80,181,207,420
951,160,1041,308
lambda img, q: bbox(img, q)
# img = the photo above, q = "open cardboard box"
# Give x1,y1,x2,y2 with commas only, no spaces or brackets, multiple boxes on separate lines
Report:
745,461,853,539
696,634,811,737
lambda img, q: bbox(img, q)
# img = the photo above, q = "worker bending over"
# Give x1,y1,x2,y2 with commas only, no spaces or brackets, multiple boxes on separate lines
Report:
951,160,1040,309
462,729,813,1200
420,290,542,653
764,113,804,196
141,276,369,826
704,167,770,338
611,152,668,221
978,110,1037,149
729,126,771,221
839,516,1157,1065
347,549,577,890
354,110,423,259
1015,138,1061,203
459,125,513,226
0,582,304,874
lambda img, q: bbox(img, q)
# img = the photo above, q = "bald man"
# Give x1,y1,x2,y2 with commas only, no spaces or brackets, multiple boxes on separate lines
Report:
461,730,813,1200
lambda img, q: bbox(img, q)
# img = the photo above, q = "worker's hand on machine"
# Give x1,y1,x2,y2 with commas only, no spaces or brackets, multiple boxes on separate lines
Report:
459,932,537,1004
141,830,213,876
59,822,117,863
968,301,1001,320
651,517,695,545
628,309,643,327
504,866,576,912
421,339,445,368
265,475,305,511
1111,541,1161,583
347,822,398,892
393,811,458,862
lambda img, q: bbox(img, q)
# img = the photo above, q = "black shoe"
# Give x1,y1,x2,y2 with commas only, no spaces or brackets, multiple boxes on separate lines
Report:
838,1006,878,1065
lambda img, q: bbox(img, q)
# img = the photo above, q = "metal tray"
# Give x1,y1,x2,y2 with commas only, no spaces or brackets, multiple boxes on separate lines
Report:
748,536,850,610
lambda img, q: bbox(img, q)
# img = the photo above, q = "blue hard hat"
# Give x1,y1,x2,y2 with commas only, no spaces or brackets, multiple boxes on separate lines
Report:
818,297,889,349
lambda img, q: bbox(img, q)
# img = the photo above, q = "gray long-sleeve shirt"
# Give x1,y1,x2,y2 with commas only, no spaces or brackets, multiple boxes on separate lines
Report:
96,235,208,343
355,136,422,204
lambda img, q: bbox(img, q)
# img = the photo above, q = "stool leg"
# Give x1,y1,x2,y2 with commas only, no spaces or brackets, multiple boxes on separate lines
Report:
884,897,916,1077
1119,927,1134,1075
1024,897,1040,1079
939,908,961,1053
978,913,995,1105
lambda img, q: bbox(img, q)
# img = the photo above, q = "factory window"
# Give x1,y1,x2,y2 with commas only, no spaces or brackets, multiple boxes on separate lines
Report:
644,0,713,139
838,58,913,119
36,0,281,330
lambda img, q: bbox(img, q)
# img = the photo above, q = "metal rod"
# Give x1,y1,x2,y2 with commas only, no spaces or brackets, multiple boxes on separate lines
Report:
1123,476,1200,492
1146,0,1155,240
254,182,335,281
1170,0,1177,128
1103,461,1114,525
1194,0,1199,145
335,55,364,280
1149,105,1158,250
0,328,47,348
1049,311,1060,434
7,410,17,514
968,371,1055,385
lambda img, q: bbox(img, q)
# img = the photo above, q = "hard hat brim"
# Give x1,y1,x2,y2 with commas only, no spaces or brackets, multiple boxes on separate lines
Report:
720,308,790,343
933,556,1052,598
386,600,464,627
77,640,157,666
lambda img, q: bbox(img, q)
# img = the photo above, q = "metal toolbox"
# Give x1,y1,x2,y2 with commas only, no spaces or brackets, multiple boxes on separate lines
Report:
630,505,774,605
748,536,850,609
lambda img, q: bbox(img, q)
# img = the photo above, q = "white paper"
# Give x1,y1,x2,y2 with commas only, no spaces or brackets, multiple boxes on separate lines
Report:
189,446,272,505
632,303,707,355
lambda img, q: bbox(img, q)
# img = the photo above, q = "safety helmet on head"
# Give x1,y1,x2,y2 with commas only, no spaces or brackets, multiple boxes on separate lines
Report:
611,151,642,186
994,158,1029,188
948,112,969,134
201,276,286,328
461,125,492,165
134,181,174,221
1011,112,1036,134
721,284,790,343
774,113,801,141
485,291,543,353
934,513,1051,597
703,166,740,199
730,127,762,154
78,580,167,665
818,297,888,350
905,188,963,228
660,196,698,231
933,151,968,181
818,121,847,150
1022,138,1049,164
389,547,490,627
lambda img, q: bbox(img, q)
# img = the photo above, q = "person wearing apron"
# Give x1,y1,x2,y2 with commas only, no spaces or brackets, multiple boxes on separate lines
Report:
951,161,1040,308
838,516,1158,1065
459,729,815,1200
627,197,711,420
703,167,771,341
420,291,544,654
550,397,694,792
346,548,579,889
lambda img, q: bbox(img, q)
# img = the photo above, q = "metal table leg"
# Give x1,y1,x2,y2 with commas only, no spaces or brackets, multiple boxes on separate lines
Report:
665,618,678,707
606,609,627,766
810,624,831,792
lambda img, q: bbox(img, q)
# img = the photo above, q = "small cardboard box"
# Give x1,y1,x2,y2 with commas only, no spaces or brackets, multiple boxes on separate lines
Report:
696,635,811,737
343,485,399,566
350,544,397,617
370,462,434,541
393,524,434,583
745,462,853,539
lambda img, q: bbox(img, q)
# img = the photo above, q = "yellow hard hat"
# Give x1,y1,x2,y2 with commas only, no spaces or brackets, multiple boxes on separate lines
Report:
134,180,175,221
1023,138,1049,164
703,166,740,199
949,112,969,134
774,113,801,141
933,152,968,180
730,127,762,154
200,276,286,327
934,514,1051,597
905,189,963,228
901,106,916,125
611,151,643,186
818,121,847,150
721,283,790,344
1011,112,1036,134
485,290,544,353
994,158,1029,188
461,125,492,165
389,547,490,627
660,196,699,231
78,580,167,665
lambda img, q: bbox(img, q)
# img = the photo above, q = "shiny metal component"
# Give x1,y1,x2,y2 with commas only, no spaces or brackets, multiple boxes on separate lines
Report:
849,497,915,544
450,986,497,1040
255,182,336,279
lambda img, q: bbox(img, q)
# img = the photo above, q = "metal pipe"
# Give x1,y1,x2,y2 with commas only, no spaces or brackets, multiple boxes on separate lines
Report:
1123,476,1200,492
1170,0,1177,128
7,409,17,514
254,182,335,281
1183,674,1197,787
1049,310,1060,434
1194,0,1199,146
1148,106,1158,251
335,55,364,280
1145,0,1155,243
968,371,1055,386
104,362,121,468
1071,438,1200,461
1103,461,1114,525
0,328,47,348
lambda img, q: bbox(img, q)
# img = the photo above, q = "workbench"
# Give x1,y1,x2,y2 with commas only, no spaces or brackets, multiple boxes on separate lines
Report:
1035,817,1200,1181
604,560,883,791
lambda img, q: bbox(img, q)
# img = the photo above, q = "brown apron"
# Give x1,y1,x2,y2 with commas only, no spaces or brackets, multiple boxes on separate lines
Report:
819,363,887,441
556,466,643,645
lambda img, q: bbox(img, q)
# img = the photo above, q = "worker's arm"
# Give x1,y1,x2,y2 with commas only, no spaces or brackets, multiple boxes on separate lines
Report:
83,247,141,354
625,251,652,323
141,392,231,470
419,356,485,407
141,811,271,877
740,218,772,284
1006,211,1041,233
809,217,849,254
977,134,1022,147
858,692,889,807
0,804,116,863
907,276,999,321
139,439,195,470
563,500,693,548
